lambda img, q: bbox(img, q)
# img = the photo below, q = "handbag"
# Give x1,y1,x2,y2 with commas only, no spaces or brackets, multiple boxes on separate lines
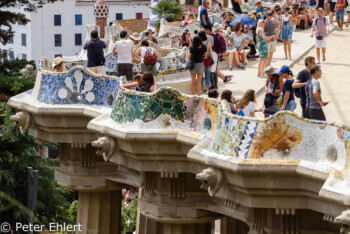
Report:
186,59,195,70
316,34,323,40
90,41,106,66
264,82,277,108
203,57,212,67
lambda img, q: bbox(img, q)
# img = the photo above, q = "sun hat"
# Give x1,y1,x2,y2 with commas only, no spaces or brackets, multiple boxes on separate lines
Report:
130,32,141,40
212,23,223,32
146,29,155,35
264,66,279,75
277,65,291,75
250,10,258,19
52,57,63,68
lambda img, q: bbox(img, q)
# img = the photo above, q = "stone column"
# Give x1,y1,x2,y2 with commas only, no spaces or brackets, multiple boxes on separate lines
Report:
94,0,109,39
220,217,249,234
163,222,213,234
77,190,121,234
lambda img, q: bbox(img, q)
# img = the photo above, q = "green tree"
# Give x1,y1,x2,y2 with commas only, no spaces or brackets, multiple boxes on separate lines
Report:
0,0,57,44
121,198,138,233
149,0,185,32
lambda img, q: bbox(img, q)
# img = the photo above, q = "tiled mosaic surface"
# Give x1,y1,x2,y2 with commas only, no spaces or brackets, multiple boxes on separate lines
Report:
159,19,202,38
37,67,119,106
157,31,182,49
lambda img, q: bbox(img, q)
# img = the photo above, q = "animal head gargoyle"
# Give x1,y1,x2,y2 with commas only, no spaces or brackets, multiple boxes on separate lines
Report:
91,136,116,162
335,210,350,234
196,167,223,196
9,111,31,134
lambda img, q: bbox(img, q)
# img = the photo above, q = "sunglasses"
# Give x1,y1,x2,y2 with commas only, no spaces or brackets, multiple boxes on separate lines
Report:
240,25,244,27
261,21,265,23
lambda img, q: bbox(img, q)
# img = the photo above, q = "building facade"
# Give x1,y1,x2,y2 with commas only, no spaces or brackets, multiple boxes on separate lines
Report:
0,0,150,63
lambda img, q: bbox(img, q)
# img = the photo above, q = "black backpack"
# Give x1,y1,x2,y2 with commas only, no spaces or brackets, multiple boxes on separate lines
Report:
315,17,326,26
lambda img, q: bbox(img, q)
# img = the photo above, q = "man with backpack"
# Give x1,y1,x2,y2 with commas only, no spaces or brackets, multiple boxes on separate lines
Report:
210,23,233,88
310,8,330,64
292,56,315,118
83,30,107,75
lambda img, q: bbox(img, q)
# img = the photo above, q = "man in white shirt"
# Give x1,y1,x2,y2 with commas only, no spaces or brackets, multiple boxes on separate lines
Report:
113,30,134,82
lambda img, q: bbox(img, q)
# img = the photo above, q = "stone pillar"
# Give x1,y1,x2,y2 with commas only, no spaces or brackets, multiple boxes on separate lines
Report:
94,0,109,39
163,223,213,234
77,190,121,234
220,217,249,234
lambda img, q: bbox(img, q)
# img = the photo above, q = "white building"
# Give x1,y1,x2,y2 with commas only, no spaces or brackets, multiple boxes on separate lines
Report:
0,0,150,63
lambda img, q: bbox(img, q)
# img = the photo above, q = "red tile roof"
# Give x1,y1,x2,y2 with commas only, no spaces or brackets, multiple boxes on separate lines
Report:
114,18,149,35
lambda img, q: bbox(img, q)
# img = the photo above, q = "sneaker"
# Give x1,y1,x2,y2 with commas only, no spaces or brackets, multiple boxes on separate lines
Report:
337,28,341,31
340,28,343,31
241,64,246,70
317,60,321,64
289,57,292,61
229,66,233,71
224,75,233,82
322,57,326,62
283,57,288,60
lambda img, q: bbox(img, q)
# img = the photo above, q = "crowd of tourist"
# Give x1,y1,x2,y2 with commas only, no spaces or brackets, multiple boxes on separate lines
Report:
75,0,344,122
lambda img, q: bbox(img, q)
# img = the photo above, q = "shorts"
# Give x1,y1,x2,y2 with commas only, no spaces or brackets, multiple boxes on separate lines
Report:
309,1,317,6
336,9,345,21
330,1,336,12
285,99,297,111
267,40,276,53
87,65,106,76
315,36,327,48
190,62,205,74
117,63,133,81
307,108,326,121
141,63,158,76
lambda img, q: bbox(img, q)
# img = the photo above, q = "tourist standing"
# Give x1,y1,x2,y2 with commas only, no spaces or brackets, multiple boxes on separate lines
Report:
347,0,350,27
229,22,246,70
189,36,207,95
335,0,346,30
305,65,328,120
329,0,338,26
264,11,277,66
198,31,213,93
181,31,192,48
113,30,134,83
145,29,158,44
200,0,212,27
263,66,284,117
231,0,243,14
133,40,162,76
278,65,297,111
83,30,107,75
310,8,330,64
256,19,278,78
292,56,315,117
237,89,262,117
280,9,293,60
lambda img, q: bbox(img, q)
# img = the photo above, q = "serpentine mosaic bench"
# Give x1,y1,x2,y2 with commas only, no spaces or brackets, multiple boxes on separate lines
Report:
9,66,350,202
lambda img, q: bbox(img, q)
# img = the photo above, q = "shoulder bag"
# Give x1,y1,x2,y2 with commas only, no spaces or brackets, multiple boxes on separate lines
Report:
264,82,277,108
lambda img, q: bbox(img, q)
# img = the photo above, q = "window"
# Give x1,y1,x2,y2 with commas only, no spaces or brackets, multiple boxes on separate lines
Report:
116,13,123,20
22,33,26,46
75,14,82,25
136,13,143,19
54,54,62,58
54,15,61,26
9,36,14,44
55,34,62,47
75,33,82,46
9,51,14,60
22,54,27,60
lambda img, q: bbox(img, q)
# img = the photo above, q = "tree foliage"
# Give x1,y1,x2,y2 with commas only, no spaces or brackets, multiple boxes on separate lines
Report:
149,0,185,32
0,59,36,101
121,198,138,233
0,0,58,44
0,103,75,230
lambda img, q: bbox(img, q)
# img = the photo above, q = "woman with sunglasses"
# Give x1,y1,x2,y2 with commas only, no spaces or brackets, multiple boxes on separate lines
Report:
256,19,278,78
229,22,247,70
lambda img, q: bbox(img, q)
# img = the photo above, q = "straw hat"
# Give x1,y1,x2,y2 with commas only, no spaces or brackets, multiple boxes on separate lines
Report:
264,66,279,75
212,23,222,32
130,32,141,40
52,57,63,68
146,29,155,35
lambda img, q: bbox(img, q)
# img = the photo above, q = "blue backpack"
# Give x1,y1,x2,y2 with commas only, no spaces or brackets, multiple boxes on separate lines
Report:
237,110,245,116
